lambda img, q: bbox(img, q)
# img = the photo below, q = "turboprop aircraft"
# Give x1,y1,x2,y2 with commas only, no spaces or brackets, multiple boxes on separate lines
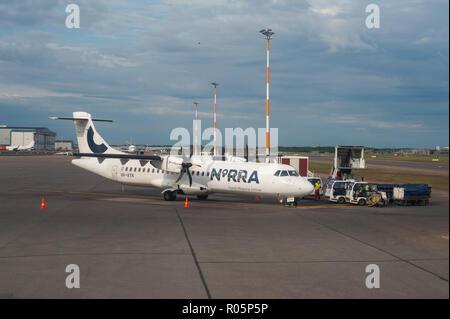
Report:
50,112,314,203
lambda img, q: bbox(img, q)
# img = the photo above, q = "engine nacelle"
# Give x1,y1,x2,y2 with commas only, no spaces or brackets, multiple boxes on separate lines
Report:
178,184,208,195
156,156,183,172
168,156,184,165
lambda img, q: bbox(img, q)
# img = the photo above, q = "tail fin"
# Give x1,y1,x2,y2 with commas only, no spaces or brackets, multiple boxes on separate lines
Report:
71,112,119,154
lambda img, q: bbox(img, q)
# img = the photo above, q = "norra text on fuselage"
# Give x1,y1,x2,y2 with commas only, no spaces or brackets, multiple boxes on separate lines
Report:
210,167,259,184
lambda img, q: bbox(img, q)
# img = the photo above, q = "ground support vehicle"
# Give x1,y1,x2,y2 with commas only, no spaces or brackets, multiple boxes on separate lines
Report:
393,184,431,206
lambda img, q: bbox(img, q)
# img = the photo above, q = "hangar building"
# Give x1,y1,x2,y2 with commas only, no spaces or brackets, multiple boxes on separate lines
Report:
55,139,74,151
0,126,56,150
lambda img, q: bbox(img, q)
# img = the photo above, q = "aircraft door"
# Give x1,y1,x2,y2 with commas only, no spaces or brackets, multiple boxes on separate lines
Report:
112,165,118,181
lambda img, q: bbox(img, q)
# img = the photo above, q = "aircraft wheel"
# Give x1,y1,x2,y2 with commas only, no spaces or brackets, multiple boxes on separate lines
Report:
163,191,176,201
197,194,208,200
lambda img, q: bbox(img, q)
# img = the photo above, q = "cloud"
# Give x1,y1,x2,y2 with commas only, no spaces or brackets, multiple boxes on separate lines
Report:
45,43,137,68
333,115,425,130
0,0,448,147
309,6,341,16
0,84,82,99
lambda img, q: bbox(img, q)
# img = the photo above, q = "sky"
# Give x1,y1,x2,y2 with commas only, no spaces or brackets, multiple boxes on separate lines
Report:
0,0,448,148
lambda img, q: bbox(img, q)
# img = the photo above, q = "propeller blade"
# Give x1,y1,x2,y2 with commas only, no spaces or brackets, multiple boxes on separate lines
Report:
174,167,185,185
187,167,192,187
245,143,248,162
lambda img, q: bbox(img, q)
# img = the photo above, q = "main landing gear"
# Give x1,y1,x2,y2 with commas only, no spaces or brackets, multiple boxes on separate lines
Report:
162,191,208,201
163,190,177,201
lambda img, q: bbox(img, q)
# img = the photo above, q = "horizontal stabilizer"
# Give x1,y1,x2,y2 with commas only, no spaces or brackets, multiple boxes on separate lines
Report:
49,117,113,122
73,152,162,161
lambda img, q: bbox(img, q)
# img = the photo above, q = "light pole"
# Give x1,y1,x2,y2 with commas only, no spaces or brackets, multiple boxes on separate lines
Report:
211,82,219,156
259,28,274,163
193,102,199,155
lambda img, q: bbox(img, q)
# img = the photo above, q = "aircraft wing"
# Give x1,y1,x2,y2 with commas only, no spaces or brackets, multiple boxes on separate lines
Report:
73,153,162,161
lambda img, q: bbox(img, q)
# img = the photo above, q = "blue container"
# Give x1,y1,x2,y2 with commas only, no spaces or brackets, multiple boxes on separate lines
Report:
400,184,430,196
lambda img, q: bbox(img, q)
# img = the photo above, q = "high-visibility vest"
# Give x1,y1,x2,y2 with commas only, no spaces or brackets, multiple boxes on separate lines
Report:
315,183,320,190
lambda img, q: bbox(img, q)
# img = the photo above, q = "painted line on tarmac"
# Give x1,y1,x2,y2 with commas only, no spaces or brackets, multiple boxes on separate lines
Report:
47,190,162,200
284,204,368,209
34,190,359,210
38,190,274,208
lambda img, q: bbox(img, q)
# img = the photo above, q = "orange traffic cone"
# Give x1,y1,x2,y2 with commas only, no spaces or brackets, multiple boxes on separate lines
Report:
255,196,259,201
184,197,189,208
40,197,46,209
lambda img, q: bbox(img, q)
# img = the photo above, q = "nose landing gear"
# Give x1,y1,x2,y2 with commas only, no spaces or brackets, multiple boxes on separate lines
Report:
278,196,298,207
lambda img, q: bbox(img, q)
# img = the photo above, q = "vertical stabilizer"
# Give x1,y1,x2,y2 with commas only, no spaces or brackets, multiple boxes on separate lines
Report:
72,112,120,154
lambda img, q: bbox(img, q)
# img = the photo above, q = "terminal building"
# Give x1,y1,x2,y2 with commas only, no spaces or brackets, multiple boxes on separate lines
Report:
55,139,74,151
0,126,56,150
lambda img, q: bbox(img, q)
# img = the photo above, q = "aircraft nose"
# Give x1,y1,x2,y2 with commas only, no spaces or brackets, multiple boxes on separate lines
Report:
300,179,314,195
306,181,314,193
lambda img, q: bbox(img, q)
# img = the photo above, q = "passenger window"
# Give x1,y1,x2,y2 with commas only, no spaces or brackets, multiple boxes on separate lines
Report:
274,170,280,176
280,170,289,176
197,171,200,176
207,172,210,176
134,167,137,172
152,169,155,173
125,167,128,171
138,168,141,172
201,172,204,176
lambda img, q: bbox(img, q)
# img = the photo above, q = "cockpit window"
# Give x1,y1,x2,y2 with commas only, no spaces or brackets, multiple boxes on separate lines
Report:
280,170,289,176
288,170,299,176
274,170,281,176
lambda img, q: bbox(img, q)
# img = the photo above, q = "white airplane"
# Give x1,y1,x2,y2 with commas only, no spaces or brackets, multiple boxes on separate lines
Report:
50,112,313,203
6,140,35,151
126,137,136,153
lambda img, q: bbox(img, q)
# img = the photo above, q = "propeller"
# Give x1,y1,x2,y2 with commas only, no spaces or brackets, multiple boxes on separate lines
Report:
174,162,193,187
173,146,199,187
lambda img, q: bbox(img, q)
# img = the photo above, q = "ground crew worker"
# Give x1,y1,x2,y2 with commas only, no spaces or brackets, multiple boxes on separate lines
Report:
314,181,321,200
356,185,363,197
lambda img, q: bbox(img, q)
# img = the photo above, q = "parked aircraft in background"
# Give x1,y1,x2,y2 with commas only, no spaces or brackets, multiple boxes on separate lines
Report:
0,140,35,151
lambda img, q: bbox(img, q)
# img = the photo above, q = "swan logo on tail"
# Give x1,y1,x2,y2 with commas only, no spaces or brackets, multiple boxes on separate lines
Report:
87,126,107,153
